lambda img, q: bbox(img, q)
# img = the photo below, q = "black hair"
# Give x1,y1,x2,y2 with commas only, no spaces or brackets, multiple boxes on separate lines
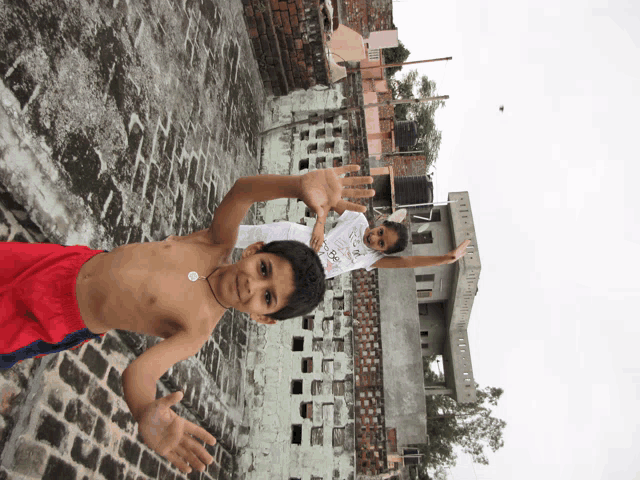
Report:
382,221,409,254
259,240,326,320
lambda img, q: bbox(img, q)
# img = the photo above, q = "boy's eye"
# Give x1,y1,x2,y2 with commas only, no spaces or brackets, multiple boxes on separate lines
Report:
379,241,384,248
379,229,383,235
260,261,267,276
265,290,271,305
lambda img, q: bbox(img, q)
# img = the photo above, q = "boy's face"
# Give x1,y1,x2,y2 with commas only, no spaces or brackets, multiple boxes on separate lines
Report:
363,225,399,252
212,243,295,324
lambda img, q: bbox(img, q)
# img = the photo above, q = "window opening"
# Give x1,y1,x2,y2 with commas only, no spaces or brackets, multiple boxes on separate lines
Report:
311,380,322,395
322,359,334,374
302,358,313,373
292,337,304,351
303,316,314,330
291,425,302,445
412,231,433,245
311,427,323,446
300,402,313,418
291,380,303,395
416,274,435,283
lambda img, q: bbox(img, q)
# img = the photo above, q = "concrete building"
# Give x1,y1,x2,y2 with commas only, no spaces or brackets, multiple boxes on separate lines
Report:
407,194,481,404
237,84,359,480
352,182,481,475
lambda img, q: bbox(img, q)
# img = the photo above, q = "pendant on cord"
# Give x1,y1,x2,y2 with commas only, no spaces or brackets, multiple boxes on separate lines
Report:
188,271,205,282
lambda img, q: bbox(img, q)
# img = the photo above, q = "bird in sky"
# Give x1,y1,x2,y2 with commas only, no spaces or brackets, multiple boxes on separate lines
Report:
499,105,504,112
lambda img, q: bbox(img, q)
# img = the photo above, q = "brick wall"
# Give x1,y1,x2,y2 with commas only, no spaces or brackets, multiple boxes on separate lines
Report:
339,0,394,38
352,269,388,477
243,0,330,96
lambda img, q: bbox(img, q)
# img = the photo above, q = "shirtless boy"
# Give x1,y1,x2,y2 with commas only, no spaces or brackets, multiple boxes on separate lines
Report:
1,165,374,474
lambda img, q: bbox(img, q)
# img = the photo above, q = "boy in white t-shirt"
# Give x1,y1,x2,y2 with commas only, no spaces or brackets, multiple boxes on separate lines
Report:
235,206,469,279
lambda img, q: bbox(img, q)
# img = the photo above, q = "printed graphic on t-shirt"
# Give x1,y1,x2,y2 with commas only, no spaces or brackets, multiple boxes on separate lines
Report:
315,211,383,278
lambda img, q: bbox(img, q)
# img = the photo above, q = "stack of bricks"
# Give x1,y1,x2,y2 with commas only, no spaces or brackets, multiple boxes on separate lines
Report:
243,0,330,96
339,0,394,38
351,269,388,476
378,90,395,153
344,71,369,166
384,154,428,177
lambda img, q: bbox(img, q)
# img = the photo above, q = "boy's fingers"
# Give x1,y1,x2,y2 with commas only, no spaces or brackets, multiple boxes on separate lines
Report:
340,188,375,198
161,391,184,408
175,443,208,472
185,422,217,445
166,451,192,473
336,200,367,213
341,175,373,186
332,165,360,176
182,435,215,465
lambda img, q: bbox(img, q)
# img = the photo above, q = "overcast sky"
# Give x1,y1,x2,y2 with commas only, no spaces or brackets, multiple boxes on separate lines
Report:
393,0,640,479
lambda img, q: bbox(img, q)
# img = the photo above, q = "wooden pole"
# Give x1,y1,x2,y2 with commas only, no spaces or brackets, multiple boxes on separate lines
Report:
350,56,452,72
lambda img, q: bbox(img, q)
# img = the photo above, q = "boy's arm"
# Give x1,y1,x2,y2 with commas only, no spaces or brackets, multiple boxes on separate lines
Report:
372,255,450,269
122,331,216,474
310,211,327,252
371,240,471,269
207,175,301,247
207,166,374,247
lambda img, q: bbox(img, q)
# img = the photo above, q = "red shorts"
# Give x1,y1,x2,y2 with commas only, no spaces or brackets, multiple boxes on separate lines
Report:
0,243,106,369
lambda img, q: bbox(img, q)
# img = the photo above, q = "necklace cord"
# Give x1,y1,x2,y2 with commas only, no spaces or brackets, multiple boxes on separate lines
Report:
205,268,230,309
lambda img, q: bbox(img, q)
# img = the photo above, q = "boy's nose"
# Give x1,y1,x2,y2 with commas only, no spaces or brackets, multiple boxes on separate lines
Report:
245,274,265,295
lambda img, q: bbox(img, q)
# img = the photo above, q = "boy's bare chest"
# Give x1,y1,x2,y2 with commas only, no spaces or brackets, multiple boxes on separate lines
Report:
83,241,226,335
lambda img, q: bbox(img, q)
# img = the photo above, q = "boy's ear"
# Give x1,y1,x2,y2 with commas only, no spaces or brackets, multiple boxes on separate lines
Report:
250,313,277,325
241,242,266,259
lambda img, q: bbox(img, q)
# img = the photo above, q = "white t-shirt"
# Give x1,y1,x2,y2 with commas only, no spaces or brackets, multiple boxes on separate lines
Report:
234,211,383,278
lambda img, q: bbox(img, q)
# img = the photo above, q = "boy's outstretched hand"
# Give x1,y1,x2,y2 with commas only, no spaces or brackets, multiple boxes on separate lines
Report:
138,391,216,474
299,165,374,220
444,240,472,264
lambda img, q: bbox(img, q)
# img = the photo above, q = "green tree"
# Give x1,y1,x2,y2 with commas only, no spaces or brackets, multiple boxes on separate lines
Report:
412,365,507,472
383,40,411,79
389,70,445,169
